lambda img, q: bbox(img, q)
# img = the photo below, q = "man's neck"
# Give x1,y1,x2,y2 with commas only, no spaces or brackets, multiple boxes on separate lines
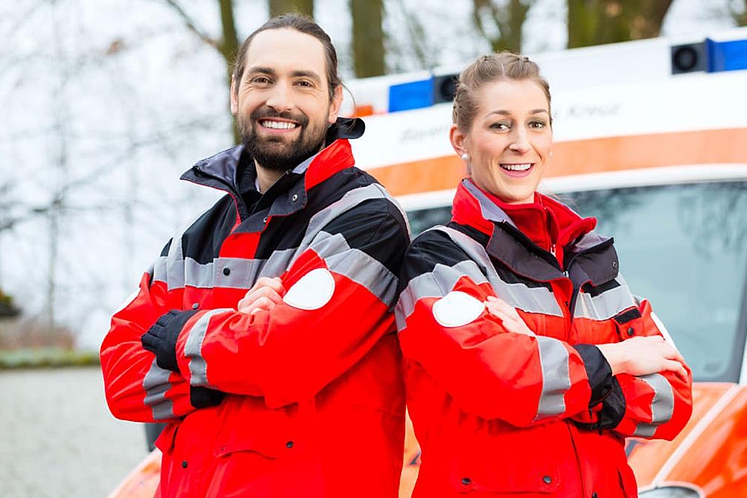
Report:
254,162,286,193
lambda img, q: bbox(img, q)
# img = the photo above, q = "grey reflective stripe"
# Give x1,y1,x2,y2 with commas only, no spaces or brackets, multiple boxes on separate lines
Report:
396,259,489,330
312,231,398,306
154,257,273,290
304,183,391,245
534,336,571,420
258,248,297,279
184,309,233,387
573,276,637,320
143,360,175,420
434,226,563,317
462,180,513,226
633,373,675,437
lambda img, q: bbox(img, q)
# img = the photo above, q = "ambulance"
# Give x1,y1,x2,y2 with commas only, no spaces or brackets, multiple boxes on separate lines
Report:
109,28,747,498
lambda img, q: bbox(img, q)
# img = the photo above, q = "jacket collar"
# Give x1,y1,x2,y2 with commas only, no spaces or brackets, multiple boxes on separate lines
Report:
180,117,364,221
452,178,616,285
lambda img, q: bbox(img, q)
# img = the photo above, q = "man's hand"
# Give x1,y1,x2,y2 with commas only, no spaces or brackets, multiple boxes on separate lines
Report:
237,277,286,315
484,296,535,336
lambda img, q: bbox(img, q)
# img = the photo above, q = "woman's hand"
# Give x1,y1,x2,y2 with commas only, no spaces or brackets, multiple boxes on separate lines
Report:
237,277,286,315
597,336,688,380
485,296,535,336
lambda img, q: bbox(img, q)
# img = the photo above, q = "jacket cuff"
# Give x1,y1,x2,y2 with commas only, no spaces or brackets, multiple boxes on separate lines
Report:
190,386,226,409
573,377,626,432
141,309,197,372
573,344,614,406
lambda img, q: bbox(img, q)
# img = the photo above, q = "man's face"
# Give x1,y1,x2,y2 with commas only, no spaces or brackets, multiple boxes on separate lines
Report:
231,28,342,172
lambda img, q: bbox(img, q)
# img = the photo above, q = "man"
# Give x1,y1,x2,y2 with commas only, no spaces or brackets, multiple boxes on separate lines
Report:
100,14,409,498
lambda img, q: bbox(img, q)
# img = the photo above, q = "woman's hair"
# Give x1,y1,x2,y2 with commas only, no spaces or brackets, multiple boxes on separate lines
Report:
232,13,342,103
452,52,551,133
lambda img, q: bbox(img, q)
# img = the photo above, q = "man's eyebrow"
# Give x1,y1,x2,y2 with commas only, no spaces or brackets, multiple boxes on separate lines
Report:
291,70,322,83
246,66,276,76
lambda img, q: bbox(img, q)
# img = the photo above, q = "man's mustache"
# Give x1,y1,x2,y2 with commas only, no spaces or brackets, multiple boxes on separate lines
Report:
250,108,309,127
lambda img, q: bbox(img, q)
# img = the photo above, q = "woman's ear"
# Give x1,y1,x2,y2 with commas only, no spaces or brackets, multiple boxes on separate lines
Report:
450,125,467,157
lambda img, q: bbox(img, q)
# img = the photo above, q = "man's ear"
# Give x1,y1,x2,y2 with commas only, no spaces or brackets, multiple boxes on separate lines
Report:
328,85,343,124
230,76,239,115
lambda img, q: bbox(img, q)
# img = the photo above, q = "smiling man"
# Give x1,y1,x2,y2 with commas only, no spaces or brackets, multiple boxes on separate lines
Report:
100,14,410,498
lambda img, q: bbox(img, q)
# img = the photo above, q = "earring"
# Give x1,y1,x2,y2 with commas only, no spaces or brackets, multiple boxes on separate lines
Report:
461,153,470,163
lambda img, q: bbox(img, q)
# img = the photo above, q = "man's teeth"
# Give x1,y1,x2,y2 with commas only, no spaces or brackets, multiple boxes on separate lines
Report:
262,121,297,130
501,163,532,171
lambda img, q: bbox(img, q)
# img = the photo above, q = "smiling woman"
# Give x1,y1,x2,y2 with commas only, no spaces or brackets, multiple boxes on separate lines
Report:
394,52,693,498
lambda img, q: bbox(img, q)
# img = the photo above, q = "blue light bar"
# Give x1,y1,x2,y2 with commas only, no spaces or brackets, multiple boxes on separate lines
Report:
388,78,433,112
707,37,747,72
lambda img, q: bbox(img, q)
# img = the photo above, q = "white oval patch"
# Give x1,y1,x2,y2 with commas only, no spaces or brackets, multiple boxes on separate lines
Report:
283,268,335,311
432,291,485,328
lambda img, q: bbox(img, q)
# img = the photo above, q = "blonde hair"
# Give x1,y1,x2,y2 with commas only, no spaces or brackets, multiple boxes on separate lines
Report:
452,52,552,133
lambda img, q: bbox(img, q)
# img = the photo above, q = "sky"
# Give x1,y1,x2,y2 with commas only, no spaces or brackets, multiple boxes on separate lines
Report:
0,0,742,350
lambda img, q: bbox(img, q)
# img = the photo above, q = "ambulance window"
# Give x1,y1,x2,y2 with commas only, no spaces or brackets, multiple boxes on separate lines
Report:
406,206,452,236
563,181,747,383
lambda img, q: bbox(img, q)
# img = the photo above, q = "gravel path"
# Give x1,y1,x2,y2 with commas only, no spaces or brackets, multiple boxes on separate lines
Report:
0,367,151,498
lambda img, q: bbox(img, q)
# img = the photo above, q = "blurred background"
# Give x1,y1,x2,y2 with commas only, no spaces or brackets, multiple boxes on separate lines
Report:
0,0,745,496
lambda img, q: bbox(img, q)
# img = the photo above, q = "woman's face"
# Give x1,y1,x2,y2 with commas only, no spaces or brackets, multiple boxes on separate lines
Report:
451,79,553,204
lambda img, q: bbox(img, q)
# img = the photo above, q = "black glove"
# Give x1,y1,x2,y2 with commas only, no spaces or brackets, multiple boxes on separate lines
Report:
141,309,196,372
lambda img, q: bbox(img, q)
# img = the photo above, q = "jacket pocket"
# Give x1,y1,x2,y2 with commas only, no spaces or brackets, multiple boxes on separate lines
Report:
214,400,301,459
446,420,562,494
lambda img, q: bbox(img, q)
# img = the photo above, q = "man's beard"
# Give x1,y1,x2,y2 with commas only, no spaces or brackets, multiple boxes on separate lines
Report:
238,107,329,173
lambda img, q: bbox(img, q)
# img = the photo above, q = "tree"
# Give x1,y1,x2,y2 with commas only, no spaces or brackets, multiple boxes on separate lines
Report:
269,0,314,17
567,0,674,48
730,0,747,26
471,0,536,53
350,0,386,77
160,0,241,143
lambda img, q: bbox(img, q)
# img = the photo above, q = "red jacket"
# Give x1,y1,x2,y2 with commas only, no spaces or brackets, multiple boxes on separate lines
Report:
396,179,693,498
100,122,410,498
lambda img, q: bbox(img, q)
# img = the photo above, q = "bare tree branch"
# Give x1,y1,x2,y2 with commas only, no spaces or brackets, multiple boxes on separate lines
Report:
159,0,219,50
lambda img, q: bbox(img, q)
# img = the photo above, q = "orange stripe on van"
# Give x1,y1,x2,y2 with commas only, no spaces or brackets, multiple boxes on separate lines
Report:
368,128,747,196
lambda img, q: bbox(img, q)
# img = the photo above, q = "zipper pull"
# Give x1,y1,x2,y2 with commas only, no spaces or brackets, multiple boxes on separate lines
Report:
550,243,556,256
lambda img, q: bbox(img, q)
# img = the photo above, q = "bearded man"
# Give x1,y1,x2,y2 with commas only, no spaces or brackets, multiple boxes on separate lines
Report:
100,14,409,498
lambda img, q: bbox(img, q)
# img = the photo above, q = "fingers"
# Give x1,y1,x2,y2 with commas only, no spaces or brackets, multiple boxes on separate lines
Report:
250,277,285,295
485,296,534,336
238,277,286,315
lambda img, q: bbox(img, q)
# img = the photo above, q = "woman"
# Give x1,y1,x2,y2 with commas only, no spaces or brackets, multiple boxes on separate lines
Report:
395,53,693,497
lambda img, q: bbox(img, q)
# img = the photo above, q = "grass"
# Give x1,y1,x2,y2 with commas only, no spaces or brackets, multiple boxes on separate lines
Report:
0,347,100,369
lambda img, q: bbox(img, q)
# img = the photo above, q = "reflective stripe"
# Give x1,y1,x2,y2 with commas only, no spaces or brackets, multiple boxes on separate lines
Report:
184,309,232,386
436,227,563,317
143,360,174,420
304,183,392,243
633,373,675,437
396,259,489,330
312,231,399,306
152,183,403,293
463,180,513,226
534,336,571,420
573,276,636,320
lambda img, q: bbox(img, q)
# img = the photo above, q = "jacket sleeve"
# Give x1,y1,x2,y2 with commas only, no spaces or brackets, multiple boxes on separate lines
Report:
100,241,222,423
150,199,409,409
396,230,597,428
601,298,693,440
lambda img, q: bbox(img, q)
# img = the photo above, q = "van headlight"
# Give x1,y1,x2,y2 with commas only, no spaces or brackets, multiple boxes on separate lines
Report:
639,485,703,498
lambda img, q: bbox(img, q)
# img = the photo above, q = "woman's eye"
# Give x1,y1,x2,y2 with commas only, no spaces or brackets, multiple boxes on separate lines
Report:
529,120,546,129
490,122,510,130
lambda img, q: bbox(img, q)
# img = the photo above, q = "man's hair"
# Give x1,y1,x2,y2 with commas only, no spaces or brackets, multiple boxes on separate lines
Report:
452,52,552,133
232,13,342,102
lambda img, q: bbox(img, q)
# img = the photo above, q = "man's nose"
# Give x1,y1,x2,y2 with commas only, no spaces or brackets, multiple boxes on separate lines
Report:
265,82,293,113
